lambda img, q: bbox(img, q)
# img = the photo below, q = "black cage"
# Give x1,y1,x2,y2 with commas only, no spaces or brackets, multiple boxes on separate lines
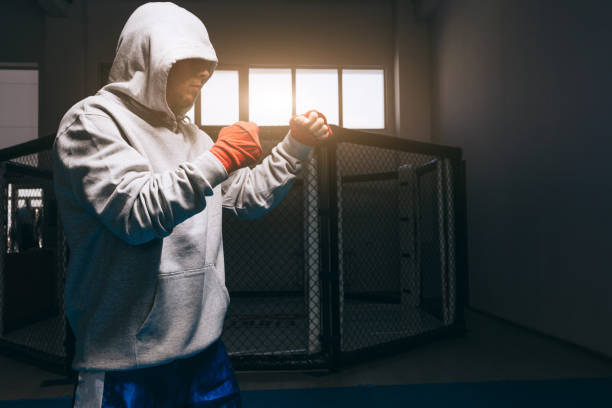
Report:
0,126,467,374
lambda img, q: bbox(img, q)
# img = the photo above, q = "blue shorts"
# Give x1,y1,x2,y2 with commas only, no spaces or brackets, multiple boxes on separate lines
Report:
72,339,242,407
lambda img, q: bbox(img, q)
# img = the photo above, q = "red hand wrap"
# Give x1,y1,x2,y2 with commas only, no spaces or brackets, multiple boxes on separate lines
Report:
209,121,262,173
289,109,333,146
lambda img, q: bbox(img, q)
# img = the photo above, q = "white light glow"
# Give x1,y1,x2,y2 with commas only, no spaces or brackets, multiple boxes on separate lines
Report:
296,69,339,125
202,70,239,125
249,68,292,125
342,69,385,129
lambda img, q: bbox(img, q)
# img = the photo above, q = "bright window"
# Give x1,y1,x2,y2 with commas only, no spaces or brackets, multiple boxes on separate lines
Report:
296,69,339,125
342,69,385,129
249,68,292,125
0,68,38,149
202,70,239,125
190,66,386,130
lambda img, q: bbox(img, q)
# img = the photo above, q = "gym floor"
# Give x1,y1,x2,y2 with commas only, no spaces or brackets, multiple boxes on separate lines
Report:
1,308,611,401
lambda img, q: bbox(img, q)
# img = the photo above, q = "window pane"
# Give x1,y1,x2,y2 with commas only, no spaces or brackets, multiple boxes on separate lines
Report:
0,69,38,149
296,69,339,125
201,70,239,125
249,68,292,125
342,69,385,129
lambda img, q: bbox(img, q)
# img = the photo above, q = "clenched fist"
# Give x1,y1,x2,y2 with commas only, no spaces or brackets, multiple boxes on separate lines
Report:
209,121,262,174
289,110,333,147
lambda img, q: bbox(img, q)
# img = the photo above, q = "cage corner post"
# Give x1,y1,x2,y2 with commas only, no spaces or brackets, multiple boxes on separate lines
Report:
452,157,469,332
317,139,342,370
304,152,322,355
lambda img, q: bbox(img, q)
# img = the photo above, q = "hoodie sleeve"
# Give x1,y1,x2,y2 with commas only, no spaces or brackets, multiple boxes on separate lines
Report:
53,113,228,245
221,132,313,219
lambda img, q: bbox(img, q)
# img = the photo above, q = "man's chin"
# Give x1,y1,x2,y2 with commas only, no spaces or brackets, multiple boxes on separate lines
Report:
176,100,195,115
167,93,196,116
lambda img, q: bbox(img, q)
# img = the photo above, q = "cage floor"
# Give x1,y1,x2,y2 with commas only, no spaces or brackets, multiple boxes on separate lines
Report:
1,315,65,357
223,295,446,356
341,300,445,351
223,295,310,356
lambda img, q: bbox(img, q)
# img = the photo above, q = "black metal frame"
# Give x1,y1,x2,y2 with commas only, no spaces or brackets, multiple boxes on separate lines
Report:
0,125,468,374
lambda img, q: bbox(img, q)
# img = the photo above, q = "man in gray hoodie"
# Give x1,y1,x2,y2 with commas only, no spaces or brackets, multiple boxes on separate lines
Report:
52,2,330,407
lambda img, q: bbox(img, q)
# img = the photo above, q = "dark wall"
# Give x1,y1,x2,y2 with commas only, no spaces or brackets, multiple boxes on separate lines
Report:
394,0,432,142
432,0,612,356
0,1,43,63
42,0,87,137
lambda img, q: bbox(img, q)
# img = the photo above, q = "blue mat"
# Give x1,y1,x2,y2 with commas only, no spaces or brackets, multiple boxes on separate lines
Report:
2,377,611,407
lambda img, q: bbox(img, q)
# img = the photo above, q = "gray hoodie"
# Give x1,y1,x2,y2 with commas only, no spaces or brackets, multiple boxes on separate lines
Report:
52,2,312,371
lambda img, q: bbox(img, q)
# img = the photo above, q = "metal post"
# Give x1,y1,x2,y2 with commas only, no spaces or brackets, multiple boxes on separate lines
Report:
327,141,341,369
452,158,469,331
317,139,341,370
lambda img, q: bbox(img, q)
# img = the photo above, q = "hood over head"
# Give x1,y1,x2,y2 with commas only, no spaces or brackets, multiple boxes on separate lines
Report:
103,2,218,119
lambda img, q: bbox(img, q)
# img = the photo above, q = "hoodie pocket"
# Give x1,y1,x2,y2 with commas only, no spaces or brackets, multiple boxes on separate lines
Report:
135,264,230,366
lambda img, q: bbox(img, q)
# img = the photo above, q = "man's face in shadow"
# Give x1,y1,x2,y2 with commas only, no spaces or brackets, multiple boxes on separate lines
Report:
166,58,213,116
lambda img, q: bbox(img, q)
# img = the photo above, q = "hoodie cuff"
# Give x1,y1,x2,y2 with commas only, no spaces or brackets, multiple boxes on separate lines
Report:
194,150,229,187
283,132,315,161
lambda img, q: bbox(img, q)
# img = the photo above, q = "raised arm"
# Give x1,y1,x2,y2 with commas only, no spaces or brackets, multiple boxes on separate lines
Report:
221,110,331,219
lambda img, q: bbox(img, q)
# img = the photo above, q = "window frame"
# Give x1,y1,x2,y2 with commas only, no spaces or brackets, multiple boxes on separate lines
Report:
194,64,388,131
